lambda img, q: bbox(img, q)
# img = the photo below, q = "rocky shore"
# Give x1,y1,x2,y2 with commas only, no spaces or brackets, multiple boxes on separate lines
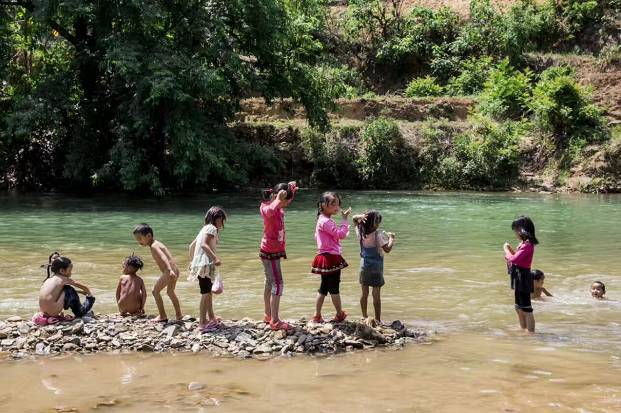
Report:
0,315,428,359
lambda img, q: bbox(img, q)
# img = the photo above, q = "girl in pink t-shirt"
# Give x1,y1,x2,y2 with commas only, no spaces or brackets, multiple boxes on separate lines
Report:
503,215,539,333
260,181,297,331
311,192,351,323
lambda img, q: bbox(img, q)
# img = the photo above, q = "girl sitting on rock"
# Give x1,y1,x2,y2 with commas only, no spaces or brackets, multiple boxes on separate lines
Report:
34,256,95,325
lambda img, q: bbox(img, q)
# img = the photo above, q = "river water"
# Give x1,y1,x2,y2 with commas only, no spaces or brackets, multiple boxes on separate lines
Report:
0,191,619,412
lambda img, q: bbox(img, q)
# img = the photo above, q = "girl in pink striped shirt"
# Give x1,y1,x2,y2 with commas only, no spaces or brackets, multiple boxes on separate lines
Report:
503,215,539,333
260,181,297,331
311,192,351,323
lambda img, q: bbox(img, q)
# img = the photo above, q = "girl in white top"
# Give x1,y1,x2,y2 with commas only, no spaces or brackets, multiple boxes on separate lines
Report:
188,206,226,332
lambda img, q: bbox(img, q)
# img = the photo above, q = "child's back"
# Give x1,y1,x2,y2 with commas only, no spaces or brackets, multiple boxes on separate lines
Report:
117,274,146,315
39,276,65,316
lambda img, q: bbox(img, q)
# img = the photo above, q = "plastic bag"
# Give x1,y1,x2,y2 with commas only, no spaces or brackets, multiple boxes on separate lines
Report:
211,273,223,294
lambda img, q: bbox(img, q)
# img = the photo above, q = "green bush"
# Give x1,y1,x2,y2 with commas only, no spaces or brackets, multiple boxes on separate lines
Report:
302,127,361,188
405,76,444,97
529,66,608,146
446,56,494,96
356,118,416,188
598,44,621,68
477,59,532,120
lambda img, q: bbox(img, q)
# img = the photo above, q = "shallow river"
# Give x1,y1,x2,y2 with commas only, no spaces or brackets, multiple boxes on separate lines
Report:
0,191,619,412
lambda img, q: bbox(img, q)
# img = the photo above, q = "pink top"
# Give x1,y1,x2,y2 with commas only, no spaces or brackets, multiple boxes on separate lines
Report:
260,199,286,254
505,240,534,269
315,214,349,255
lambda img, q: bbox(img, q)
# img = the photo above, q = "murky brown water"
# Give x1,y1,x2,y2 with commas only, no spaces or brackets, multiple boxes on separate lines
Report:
0,191,619,411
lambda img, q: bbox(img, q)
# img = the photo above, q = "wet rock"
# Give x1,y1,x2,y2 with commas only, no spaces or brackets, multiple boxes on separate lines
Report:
188,382,205,391
137,343,154,352
0,331,8,340
391,320,404,330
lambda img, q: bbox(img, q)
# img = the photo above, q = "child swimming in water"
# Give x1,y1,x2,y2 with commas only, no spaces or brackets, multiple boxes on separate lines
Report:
531,269,552,299
591,281,606,299
37,256,95,322
116,255,147,316
504,216,539,333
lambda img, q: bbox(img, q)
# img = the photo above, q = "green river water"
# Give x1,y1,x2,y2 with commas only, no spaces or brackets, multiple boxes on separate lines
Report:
0,191,619,412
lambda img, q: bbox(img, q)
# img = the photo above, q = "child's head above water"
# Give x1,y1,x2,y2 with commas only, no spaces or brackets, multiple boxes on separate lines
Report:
133,223,153,246
511,215,539,245
50,256,73,277
204,206,227,229
123,255,144,275
532,269,545,287
357,209,383,237
591,281,606,299
317,192,341,217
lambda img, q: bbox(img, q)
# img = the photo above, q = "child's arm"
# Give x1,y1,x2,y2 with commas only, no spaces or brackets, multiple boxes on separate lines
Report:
65,278,92,296
352,214,365,226
152,246,177,279
189,239,196,260
322,213,351,240
140,280,147,313
201,234,221,266
115,278,122,303
382,232,396,253
543,288,553,297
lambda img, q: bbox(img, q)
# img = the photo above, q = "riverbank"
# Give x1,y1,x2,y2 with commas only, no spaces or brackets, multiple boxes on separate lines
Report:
0,315,428,359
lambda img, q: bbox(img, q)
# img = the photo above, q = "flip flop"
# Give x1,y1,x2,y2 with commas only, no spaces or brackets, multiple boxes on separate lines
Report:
150,318,168,323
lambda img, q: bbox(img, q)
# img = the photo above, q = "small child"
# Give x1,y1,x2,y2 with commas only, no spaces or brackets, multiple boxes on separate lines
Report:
133,223,182,322
116,255,147,316
36,256,95,323
352,210,395,324
259,181,297,331
188,206,227,332
531,269,552,299
311,192,351,323
591,281,606,299
503,215,539,333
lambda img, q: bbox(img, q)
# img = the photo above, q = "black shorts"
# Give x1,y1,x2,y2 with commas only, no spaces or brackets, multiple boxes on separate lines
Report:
514,288,533,313
199,277,213,295
318,272,341,295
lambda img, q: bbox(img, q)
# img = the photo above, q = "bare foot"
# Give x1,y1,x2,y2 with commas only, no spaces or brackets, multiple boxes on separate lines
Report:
151,315,168,323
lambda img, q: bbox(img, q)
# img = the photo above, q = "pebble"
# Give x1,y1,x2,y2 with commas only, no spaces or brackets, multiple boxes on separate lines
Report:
0,314,428,358
188,382,205,391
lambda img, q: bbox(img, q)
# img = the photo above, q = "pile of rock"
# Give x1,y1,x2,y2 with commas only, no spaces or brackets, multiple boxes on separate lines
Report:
0,315,428,359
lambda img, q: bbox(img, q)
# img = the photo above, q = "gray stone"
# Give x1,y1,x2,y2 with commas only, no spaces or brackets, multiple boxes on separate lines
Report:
253,343,273,354
296,334,307,346
390,320,404,330
191,342,201,353
71,320,84,334
111,339,121,347
137,343,154,352
1,338,15,347
237,350,251,359
62,343,79,351
321,323,334,334
161,325,178,339
18,324,31,335
119,333,136,341
48,333,63,342
6,316,23,322
0,331,7,340
35,342,48,355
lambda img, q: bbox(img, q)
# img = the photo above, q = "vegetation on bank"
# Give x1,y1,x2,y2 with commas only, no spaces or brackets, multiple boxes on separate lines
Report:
1,0,620,193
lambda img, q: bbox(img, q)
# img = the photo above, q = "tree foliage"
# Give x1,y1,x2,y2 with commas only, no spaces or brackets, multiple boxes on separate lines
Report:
0,0,335,193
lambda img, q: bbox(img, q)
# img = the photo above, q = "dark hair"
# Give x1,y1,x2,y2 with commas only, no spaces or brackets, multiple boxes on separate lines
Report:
50,257,72,274
357,209,382,238
125,255,144,270
204,206,227,225
317,192,341,217
46,251,61,279
133,223,153,237
511,216,539,245
262,183,294,201
593,281,606,293
532,269,544,281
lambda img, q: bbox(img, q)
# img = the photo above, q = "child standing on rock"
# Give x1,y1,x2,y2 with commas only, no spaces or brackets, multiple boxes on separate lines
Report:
189,206,227,332
504,216,539,333
133,223,182,323
116,255,147,316
353,210,395,325
260,182,297,331
311,192,351,323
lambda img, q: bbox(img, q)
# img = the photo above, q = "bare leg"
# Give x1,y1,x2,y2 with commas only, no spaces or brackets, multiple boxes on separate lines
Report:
271,294,281,323
330,294,343,315
525,312,535,333
199,294,208,326
263,286,272,319
166,276,182,320
152,274,169,321
360,285,369,318
372,287,382,322
314,293,326,318
515,308,527,330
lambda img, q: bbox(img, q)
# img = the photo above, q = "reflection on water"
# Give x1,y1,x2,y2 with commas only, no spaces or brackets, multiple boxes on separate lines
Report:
0,191,620,410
